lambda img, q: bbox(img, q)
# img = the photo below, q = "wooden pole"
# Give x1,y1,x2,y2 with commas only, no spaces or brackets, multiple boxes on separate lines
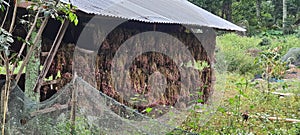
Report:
0,0,10,28
70,72,78,134
8,0,18,33
33,19,69,94
15,16,49,84
226,112,300,123
11,10,41,74
1,54,11,135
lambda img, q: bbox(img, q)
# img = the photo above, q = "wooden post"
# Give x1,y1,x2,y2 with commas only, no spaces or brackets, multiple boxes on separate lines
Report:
70,72,78,134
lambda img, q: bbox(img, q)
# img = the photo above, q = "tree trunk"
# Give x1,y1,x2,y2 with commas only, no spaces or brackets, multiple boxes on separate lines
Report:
25,31,41,101
222,0,232,21
256,0,262,21
282,0,287,33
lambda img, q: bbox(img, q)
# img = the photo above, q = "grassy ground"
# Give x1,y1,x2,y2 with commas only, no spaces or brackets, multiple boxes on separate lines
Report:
181,33,300,134
181,73,300,134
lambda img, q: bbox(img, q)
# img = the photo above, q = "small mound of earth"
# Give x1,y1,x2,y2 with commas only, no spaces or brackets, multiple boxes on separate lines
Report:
284,65,300,80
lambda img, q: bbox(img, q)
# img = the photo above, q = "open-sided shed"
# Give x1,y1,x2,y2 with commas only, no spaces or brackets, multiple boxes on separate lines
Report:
5,0,246,134
37,0,246,114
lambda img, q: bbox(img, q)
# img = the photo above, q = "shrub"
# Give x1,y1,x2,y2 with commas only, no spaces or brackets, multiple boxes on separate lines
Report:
216,33,300,75
216,33,260,74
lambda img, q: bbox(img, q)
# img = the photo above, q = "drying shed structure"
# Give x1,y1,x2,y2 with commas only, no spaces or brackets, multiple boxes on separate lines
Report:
11,0,246,115
39,0,246,112
0,0,248,134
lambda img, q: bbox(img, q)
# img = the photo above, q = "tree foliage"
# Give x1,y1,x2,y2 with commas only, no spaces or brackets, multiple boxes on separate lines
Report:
189,0,300,35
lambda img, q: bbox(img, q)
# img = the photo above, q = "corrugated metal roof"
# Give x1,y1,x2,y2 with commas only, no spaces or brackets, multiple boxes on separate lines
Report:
61,0,246,31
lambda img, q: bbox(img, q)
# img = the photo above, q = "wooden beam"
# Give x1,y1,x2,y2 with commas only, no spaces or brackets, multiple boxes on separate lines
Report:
42,79,61,86
17,1,34,8
75,47,96,54
41,52,49,57
30,103,69,116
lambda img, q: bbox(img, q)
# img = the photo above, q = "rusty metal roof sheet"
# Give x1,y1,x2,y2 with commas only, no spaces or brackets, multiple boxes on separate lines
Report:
61,0,246,31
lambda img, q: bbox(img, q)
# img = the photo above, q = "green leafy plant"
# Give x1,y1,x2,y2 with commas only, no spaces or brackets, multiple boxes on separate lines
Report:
0,28,13,56
216,33,259,74
0,0,9,12
185,60,209,71
145,107,153,113
55,116,103,135
181,60,210,131
0,27,14,135
58,4,79,25
28,1,78,25
255,50,286,92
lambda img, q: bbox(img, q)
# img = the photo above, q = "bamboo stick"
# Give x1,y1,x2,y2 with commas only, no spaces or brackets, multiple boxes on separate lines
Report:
0,0,10,28
70,72,78,134
11,10,41,74
8,0,18,33
271,92,295,97
1,54,12,135
225,112,300,123
265,116,300,123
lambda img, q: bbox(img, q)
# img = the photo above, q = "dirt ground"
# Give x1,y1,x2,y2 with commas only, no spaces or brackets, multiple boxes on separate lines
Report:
284,67,300,80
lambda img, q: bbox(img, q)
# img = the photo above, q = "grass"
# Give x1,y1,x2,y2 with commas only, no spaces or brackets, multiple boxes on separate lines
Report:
0,60,60,81
181,72,300,134
0,61,25,74
180,33,300,134
216,33,300,75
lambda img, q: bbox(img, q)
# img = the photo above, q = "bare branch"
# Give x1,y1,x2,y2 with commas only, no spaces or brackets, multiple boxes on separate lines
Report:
0,53,5,61
0,0,11,28
8,0,18,33
11,9,41,73
1,54,12,135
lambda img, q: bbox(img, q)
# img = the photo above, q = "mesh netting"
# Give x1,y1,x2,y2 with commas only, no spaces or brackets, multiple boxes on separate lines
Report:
3,20,219,135
5,77,191,135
